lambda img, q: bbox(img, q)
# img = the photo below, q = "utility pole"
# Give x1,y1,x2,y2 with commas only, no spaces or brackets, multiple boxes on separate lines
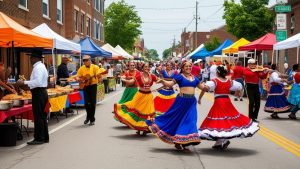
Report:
195,1,199,50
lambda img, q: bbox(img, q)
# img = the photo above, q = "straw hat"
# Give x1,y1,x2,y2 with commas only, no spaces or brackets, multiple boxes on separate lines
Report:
248,59,256,64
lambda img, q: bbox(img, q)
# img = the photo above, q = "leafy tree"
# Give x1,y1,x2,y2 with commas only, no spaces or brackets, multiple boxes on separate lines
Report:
223,0,275,41
147,49,159,61
105,0,142,51
162,48,172,60
204,37,221,51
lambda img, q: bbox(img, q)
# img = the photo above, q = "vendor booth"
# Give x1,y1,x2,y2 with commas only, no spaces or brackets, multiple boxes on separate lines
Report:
274,33,300,63
115,45,133,59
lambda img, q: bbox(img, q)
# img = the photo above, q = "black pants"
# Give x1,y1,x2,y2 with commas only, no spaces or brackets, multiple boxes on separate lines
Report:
103,79,109,93
83,84,97,122
246,83,261,120
31,87,49,142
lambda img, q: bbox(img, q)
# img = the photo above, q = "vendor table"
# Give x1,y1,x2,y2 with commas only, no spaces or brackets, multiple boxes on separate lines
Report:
0,104,32,123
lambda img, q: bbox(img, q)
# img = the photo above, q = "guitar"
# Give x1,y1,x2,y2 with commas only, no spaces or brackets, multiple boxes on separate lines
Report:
78,71,108,89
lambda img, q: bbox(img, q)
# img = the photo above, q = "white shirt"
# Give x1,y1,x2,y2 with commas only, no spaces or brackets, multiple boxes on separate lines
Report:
269,71,282,84
205,79,242,92
24,61,48,89
209,64,217,80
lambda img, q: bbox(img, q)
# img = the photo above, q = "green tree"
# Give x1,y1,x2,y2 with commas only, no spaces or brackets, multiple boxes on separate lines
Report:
223,0,275,41
105,0,142,51
147,49,159,61
162,48,172,60
204,37,221,51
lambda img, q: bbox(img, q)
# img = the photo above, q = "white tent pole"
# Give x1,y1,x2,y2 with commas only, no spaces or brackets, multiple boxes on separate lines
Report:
295,46,299,63
271,50,274,64
276,50,278,64
52,48,56,83
255,49,258,66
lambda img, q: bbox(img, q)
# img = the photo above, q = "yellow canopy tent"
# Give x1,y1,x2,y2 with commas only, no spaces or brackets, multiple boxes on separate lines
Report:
0,12,53,48
222,38,250,55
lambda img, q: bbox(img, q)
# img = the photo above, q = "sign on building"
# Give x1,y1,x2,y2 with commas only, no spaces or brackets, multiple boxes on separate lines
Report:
275,5,291,13
276,14,287,30
276,0,288,4
276,30,287,42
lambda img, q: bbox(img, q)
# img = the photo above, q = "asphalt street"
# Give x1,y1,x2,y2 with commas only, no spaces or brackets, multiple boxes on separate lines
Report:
1,85,300,169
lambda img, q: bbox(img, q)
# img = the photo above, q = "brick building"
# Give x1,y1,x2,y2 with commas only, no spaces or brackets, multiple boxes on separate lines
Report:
0,0,106,78
180,25,236,55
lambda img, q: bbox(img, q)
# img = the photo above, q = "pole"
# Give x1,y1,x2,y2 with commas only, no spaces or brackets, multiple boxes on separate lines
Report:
271,50,274,64
195,1,198,50
255,49,257,65
276,50,278,64
262,50,264,66
52,48,56,82
297,46,299,63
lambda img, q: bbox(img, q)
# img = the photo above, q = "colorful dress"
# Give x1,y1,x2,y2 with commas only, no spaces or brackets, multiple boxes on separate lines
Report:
264,71,291,113
146,74,201,146
113,70,140,122
199,78,259,140
154,70,177,115
114,73,157,131
288,83,300,110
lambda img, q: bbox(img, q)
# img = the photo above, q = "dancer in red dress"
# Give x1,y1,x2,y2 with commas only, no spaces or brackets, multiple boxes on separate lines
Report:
198,65,259,149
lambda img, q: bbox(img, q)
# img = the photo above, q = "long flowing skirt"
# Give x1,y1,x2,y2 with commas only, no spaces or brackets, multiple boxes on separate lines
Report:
264,85,291,113
154,88,176,115
113,87,138,121
146,94,201,146
199,97,259,140
114,91,155,131
288,84,300,108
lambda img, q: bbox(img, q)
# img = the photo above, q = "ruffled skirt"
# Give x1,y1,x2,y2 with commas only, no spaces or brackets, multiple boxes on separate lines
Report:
288,84,300,107
146,94,201,145
154,88,176,115
199,97,259,140
114,91,155,131
264,85,291,113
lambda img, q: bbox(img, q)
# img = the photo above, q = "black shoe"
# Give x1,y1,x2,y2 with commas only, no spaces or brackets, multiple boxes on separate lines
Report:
271,113,280,119
89,121,95,126
240,98,243,101
288,114,297,120
212,144,222,149
44,140,49,143
222,141,231,150
84,119,89,125
234,98,238,101
27,140,44,145
252,119,259,123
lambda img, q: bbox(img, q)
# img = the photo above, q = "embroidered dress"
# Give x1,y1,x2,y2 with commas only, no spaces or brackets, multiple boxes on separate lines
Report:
264,71,291,113
146,74,201,146
113,70,140,122
199,78,259,140
154,70,177,115
288,83,300,108
114,73,157,131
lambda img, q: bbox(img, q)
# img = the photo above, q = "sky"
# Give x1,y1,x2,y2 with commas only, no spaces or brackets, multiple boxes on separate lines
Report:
105,0,277,57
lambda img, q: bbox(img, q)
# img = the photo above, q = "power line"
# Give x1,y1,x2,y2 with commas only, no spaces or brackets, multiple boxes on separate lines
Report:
143,21,188,25
136,4,223,10
142,28,182,32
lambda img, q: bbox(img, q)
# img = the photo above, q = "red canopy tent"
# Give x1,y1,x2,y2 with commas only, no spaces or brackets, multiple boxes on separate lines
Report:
239,33,276,51
239,33,276,64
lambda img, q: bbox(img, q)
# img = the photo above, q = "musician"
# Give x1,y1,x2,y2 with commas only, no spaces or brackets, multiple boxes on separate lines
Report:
76,55,102,125
243,59,268,122
17,50,49,145
57,56,71,85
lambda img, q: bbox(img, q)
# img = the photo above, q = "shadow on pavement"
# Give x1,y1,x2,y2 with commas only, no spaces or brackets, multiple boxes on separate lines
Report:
262,116,298,121
197,148,258,157
111,126,130,130
149,147,195,156
111,134,155,141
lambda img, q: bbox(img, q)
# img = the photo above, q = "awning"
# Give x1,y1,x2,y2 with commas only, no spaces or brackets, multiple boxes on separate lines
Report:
187,44,204,58
222,38,250,54
190,47,211,60
32,23,81,53
115,45,133,59
239,33,276,51
209,39,233,56
80,37,111,58
0,12,53,48
102,43,123,59
274,33,300,50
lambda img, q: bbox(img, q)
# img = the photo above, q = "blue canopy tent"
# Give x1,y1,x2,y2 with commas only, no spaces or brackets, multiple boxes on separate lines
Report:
208,39,233,56
190,47,211,60
80,37,112,58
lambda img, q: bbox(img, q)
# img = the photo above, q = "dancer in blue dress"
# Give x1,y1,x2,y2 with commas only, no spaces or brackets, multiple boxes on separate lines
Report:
146,61,201,150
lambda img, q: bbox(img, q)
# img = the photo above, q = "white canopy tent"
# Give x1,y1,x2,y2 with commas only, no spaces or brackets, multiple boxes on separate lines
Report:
115,45,133,59
274,33,300,63
102,43,123,59
32,23,81,79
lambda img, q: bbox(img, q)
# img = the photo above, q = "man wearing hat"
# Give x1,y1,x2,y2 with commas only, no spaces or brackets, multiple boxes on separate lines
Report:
192,59,201,80
76,55,102,125
17,50,49,145
243,59,268,122
57,55,71,85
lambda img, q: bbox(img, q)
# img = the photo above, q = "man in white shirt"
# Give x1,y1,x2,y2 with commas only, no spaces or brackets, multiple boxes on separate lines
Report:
17,50,49,145
209,61,217,80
